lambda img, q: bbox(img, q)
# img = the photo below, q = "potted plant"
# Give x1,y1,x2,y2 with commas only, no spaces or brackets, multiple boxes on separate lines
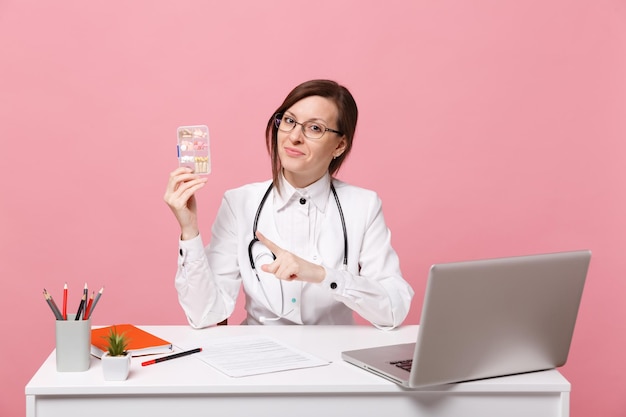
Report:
101,327,131,381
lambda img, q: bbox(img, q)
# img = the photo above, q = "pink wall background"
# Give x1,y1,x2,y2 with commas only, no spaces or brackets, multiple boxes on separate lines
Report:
1,1,624,415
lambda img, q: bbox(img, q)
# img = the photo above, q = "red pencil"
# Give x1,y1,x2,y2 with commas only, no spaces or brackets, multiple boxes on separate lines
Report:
84,291,94,320
62,283,68,320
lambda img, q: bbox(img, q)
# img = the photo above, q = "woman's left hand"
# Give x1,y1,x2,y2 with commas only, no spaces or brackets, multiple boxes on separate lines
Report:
256,231,326,283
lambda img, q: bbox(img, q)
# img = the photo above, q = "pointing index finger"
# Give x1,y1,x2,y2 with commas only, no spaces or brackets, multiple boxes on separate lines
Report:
255,231,282,255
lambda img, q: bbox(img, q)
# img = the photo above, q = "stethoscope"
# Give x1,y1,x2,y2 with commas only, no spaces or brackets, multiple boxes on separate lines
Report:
247,182,348,322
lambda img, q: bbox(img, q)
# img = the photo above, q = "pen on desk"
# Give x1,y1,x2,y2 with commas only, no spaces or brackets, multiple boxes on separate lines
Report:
141,348,203,366
87,287,104,319
62,283,68,320
43,290,63,320
74,293,86,320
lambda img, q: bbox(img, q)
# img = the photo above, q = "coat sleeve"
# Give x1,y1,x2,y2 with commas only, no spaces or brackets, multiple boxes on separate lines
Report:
320,189,414,330
174,195,242,328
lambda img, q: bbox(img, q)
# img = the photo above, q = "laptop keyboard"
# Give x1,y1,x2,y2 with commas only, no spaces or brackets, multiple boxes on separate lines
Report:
390,359,412,372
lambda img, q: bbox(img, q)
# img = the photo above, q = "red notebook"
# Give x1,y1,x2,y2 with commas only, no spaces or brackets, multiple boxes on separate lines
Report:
91,324,173,358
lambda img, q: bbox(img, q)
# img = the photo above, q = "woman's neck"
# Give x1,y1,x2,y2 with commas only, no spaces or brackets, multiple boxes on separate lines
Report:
282,170,328,190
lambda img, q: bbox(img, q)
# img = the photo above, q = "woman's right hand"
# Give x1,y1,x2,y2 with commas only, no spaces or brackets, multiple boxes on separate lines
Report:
163,167,208,240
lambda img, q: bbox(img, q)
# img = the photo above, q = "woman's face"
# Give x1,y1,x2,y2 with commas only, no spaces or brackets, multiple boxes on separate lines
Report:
277,95,346,188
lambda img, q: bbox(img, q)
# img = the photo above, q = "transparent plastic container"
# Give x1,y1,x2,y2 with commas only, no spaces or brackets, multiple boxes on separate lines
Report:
177,125,210,174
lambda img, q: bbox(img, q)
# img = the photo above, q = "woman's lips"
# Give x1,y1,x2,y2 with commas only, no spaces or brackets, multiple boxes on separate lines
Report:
284,147,305,157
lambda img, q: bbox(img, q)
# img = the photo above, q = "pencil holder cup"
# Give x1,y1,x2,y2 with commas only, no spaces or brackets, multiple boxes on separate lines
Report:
55,314,91,372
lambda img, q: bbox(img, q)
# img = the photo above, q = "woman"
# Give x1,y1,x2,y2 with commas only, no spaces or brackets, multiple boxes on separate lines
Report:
164,79,414,329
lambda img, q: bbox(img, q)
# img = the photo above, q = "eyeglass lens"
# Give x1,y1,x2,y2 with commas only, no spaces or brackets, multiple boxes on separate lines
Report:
275,114,329,139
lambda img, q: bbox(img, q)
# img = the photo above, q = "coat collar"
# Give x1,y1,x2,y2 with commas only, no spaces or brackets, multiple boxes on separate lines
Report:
274,172,331,213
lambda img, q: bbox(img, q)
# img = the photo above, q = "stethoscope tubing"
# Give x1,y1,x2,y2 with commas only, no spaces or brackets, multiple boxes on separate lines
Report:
248,182,347,274
247,181,348,320
248,183,276,271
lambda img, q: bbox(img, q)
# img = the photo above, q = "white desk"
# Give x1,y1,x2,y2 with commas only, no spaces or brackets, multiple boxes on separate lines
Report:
25,325,570,417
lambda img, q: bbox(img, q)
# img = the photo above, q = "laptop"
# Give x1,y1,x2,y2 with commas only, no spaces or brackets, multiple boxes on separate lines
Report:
342,250,591,388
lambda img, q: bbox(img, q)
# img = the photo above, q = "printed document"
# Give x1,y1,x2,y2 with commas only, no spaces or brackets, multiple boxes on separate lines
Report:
190,335,330,377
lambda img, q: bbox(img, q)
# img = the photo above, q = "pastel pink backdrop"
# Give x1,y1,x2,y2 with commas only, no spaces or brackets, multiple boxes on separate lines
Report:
1,1,624,416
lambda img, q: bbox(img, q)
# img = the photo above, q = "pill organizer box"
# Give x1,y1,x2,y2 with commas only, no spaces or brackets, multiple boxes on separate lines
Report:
177,125,210,174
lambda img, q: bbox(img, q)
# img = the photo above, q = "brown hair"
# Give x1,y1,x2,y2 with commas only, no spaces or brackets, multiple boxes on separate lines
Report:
265,79,358,192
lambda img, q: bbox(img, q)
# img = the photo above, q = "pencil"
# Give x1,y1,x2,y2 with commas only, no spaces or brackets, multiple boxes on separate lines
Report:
74,293,86,321
43,289,63,319
74,282,88,320
87,287,104,319
141,348,202,366
62,283,68,320
84,291,94,320
43,290,63,320
82,282,88,304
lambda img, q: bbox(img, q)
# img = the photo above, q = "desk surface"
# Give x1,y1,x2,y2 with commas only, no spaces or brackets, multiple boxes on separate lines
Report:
26,325,571,417
26,324,569,394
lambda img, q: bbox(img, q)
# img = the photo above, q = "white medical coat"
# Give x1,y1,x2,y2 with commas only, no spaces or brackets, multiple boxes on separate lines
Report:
175,177,414,329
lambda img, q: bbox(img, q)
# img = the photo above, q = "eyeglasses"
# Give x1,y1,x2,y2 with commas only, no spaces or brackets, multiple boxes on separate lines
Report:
274,113,343,140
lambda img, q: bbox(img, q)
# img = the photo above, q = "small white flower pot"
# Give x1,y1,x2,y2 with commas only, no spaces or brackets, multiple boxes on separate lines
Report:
102,352,131,381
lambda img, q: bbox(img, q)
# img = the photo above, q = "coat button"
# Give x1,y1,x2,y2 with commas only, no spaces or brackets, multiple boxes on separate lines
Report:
299,197,306,205
330,282,337,290
179,248,183,256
